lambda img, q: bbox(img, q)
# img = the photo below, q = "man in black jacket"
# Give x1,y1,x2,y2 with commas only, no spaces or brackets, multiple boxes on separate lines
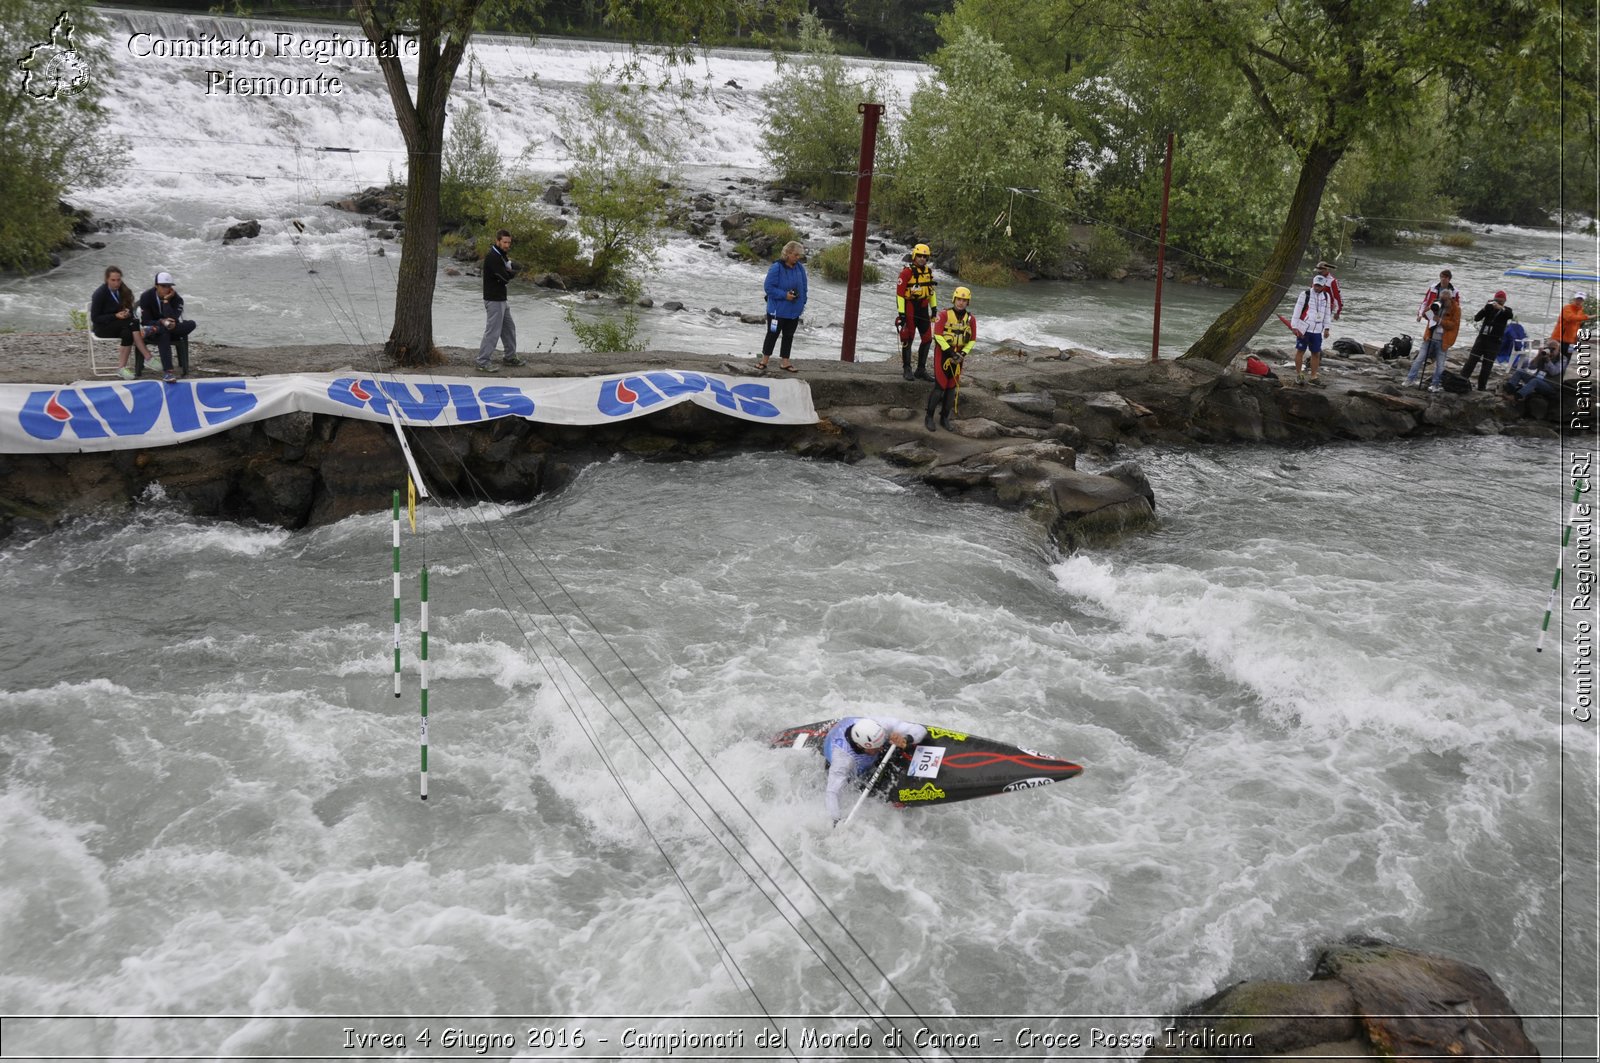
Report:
1459,290,1515,391
477,230,523,373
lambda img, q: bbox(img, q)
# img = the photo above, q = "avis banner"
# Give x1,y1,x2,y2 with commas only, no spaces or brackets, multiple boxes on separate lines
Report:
0,370,818,454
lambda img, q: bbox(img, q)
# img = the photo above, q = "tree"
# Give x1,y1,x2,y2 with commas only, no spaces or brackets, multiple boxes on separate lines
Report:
352,0,785,365
0,1,121,271
895,28,1077,265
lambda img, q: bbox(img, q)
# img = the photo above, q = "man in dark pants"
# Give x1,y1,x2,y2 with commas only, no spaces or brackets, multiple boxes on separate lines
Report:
136,271,197,384
895,243,938,381
1460,290,1514,391
477,229,524,373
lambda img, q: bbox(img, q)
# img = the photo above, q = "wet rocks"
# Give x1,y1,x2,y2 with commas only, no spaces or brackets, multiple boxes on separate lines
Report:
222,219,261,244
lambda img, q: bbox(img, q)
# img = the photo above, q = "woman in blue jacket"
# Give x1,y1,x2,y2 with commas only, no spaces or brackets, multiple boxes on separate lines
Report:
756,240,807,372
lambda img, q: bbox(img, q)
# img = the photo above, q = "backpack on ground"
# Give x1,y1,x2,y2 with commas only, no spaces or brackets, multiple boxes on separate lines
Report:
1441,370,1471,393
1378,334,1412,361
1331,337,1364,356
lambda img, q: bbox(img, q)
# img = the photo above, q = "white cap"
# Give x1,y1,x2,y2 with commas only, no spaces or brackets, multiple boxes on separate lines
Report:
155,271,176,285
1575,290,1588,301
1312,275,1330,288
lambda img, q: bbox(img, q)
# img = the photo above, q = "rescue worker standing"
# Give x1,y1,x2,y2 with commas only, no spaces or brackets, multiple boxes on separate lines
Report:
895,243,938,380
926,286,976,432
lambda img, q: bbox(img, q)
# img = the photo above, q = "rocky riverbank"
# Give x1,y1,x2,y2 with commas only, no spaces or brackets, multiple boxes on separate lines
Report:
1152,939,1541,1060
0,331,1567,544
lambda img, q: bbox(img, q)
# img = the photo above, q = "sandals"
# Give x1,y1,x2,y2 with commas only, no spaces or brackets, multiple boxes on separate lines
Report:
780,362,799,373
754,359,769,372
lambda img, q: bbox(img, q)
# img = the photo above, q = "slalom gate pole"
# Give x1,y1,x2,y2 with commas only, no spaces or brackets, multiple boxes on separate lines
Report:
840,746,896,827
420,565,430,799
392,490,402,698
1538,479,1587,652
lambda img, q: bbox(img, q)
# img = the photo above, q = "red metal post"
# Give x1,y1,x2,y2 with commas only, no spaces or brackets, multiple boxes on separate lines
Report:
840,102,886,363
1151,131,1175,363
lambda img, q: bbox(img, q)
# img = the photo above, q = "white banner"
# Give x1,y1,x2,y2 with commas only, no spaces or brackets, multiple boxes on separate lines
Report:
0,370,817,454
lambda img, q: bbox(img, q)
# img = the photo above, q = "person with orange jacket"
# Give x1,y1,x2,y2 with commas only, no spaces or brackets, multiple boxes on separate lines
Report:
925,286,976,432
1552,291,1592,359
895,243,939,380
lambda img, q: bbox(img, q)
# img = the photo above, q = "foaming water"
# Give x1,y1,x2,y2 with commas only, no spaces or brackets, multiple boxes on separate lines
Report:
0,443,1592,1057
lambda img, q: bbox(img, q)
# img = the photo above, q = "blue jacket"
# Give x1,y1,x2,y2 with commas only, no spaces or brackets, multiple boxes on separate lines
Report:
763,260,808,320
1499,321,1527,359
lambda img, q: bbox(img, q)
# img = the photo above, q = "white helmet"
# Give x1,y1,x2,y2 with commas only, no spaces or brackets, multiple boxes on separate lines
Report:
849,719,887,751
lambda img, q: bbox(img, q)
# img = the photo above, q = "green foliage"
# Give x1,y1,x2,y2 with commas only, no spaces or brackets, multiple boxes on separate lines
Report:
468,185,597,284
441,102,502,226
0,0,123,271
1082,225,1131,279
68,308,88,331
953,254,1012,288
895,29,1077,264
812,243,882,283
750,218,800,245
561,78,680,290
562,302,645,352
1439,233,1475,249
760,13,896,202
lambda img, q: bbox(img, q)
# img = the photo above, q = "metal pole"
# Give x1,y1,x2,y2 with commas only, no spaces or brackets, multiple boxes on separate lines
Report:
840,102,886,363
420,565,430,799
392,490,402,699
1152,131,1175,363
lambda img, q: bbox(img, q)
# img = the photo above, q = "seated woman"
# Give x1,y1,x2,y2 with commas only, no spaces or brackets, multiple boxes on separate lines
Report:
88,265,152,379
136,271,198,383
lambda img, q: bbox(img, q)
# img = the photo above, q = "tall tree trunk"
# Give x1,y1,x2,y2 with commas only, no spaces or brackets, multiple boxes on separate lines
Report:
1179,140,1345,366
387,133,444,364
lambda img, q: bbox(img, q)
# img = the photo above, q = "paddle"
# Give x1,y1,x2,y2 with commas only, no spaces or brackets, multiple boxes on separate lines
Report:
838,745,897,828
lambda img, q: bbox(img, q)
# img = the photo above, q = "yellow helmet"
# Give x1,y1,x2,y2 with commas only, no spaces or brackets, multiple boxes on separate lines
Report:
912,243,931,257
952,286,972,300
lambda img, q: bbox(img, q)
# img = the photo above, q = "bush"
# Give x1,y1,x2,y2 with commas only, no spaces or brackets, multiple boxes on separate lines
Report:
954,254,1013,288
760,13,895,202
467,186,597,285
812,243,882,284
563,303,644,353
896,29,1077,264
440,102,501,226
1440,232,1475,248
1083,225,1132,278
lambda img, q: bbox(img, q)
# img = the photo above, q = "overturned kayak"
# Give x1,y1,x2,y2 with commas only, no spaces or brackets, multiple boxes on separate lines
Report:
770,718,1083,808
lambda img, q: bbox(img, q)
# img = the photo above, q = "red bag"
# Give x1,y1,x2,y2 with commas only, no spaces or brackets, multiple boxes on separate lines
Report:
1244,355,1271,376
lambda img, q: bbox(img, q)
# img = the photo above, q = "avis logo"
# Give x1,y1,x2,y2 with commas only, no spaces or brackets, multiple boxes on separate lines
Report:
16,12,89,101
326,378,535,421
19,380,258,441
597,372,779,419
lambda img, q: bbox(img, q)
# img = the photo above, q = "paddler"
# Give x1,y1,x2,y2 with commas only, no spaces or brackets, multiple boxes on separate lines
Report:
822,717,928,825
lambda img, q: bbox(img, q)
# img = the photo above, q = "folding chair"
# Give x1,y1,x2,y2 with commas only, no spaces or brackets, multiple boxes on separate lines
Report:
86,332,122,377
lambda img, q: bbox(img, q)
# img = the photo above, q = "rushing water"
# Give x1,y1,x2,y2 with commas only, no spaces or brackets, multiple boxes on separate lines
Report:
0,438,1594,1058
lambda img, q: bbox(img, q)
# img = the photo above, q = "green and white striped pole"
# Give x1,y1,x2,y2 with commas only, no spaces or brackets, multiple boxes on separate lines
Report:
1538,479,1588,652
392,490,402,697
420,564,430,800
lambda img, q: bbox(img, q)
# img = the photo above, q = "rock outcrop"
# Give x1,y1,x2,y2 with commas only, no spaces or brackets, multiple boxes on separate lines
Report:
1151,939,1541,1061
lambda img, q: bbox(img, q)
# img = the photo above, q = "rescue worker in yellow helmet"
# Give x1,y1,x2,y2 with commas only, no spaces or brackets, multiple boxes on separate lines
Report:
926,287,976,432
895,243,938,381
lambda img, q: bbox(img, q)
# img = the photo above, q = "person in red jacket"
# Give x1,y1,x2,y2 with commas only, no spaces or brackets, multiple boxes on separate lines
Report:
896,243,939,380
1315,260,1344,322
925,286,976,432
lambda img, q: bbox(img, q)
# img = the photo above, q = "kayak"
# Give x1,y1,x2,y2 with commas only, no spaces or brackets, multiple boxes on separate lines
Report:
770,718,1083,808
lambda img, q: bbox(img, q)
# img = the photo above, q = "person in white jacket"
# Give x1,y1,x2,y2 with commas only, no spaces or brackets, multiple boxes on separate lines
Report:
1290,274,1335,386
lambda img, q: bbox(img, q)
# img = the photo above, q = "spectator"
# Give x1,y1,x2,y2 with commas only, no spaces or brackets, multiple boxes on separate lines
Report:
925,286,976,431
756,240,807,373
1552,291,1592,359
1460,290,1514,391
1289,274,1335,386
1406,298,1450,392
1314,260,1344,324
477,229,523,373
895,243,938,381
1502,341,1568,406
1417,269,1461,321
88,265,152,379
136,271,197,384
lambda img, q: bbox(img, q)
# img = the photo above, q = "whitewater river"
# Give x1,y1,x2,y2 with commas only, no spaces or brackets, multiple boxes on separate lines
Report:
1,10,1596,1062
